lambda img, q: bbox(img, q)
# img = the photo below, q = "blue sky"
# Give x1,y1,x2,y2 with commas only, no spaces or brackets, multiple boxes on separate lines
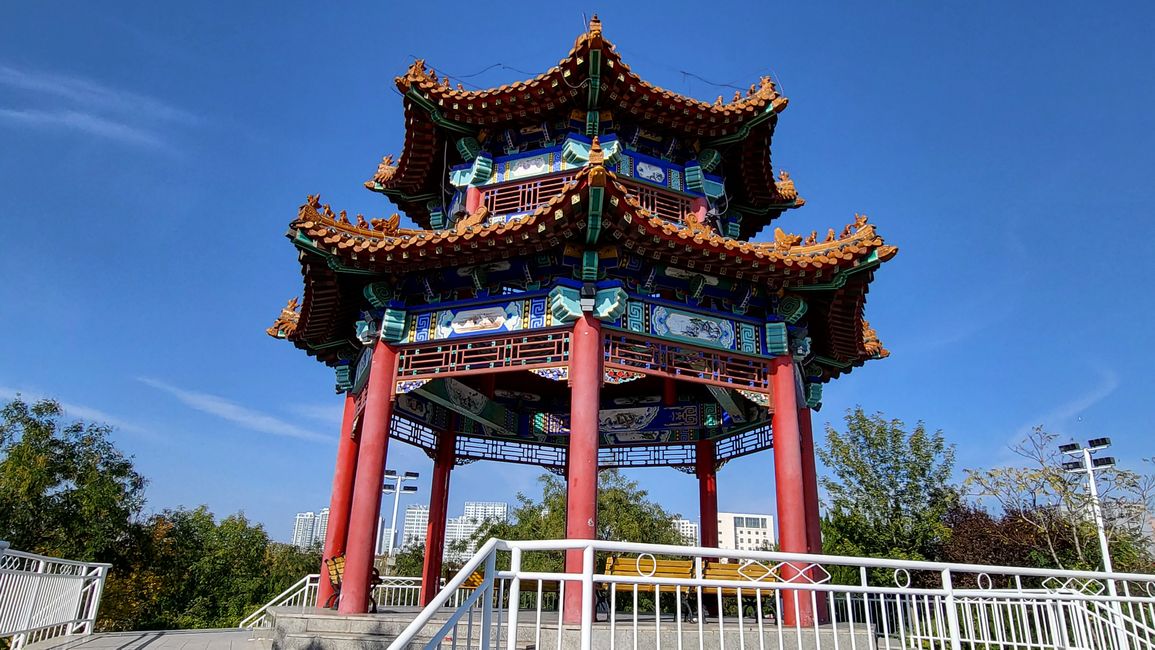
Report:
2,2,1153,542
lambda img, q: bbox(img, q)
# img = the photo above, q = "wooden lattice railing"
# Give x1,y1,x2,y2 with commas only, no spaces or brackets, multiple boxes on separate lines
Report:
479,174,694,223
603,330,771,393
396,329,571,381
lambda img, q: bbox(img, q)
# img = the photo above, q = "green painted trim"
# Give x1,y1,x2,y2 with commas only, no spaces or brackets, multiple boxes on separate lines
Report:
449,154,493,188
580,250,599,281
380,308,408,342
776,295,807,324
585,186,604,245
814,355,853,369
805,382,823,409
456,137,481,161
765,322,789,356
291,232,379,276
593,287,628,322
698,149,722,172
548,285,582,323
334,366,353,393
684,163,704,194
791,250,884,292
587,49,602,109
363,281,393,309
404,89,476,135
586,110,599,137
702,104,778,147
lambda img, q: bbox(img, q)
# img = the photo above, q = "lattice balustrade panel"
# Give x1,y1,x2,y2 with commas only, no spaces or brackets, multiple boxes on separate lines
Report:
603,331,771,392
620,180,695,223
598,443,697,468
715,424,774,462
455,435,566,469
482,173,576,217
389,414,438,451
396,329,570,381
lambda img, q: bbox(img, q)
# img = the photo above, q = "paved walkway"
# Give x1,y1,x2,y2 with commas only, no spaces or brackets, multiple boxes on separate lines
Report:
29,630,270,650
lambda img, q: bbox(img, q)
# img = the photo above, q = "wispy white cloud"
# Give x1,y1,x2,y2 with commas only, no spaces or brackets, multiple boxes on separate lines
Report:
0,63,198,149
0,64,198,125
0,385,148,434
138,377,331,444
0,108,165,148
288,403,345,426
1010,365,1121,441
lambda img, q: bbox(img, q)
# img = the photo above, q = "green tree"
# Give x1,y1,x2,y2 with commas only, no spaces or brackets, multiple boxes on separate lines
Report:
476,469,684,573
964,427,1155,572
0,397,146,562
819,407,957,563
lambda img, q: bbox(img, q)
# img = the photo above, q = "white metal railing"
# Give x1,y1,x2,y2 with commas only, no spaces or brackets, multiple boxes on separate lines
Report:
239,573,485,629
0,545,110,650
389,538,1155,650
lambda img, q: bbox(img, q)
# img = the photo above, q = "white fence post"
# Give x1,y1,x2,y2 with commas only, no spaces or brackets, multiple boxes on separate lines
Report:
941,568,963,650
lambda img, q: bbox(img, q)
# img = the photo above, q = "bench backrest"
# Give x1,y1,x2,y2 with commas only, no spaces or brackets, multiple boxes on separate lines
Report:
703,560,776,585
325,555,346,587
603,556,695,580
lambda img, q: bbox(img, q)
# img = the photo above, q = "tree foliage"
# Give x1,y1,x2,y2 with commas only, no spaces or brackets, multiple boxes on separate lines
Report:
476,470,684,572
964,427,1155,572
0,396,319,631
0,397,146,562
819,407,957,562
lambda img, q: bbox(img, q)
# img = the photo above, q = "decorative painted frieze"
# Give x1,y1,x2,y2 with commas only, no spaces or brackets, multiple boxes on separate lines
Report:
406,295,552,343
765,322,790,356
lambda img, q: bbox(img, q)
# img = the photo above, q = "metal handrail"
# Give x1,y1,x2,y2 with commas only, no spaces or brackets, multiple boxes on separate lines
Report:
0,547,110,650
237,574,319,629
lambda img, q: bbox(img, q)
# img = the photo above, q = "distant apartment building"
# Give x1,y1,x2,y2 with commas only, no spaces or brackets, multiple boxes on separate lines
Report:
291,511,316,549
402,504,430,548
401,501,509,560
673,518,699,545
375,517,396,556
717,512,775,552
313,507,329,546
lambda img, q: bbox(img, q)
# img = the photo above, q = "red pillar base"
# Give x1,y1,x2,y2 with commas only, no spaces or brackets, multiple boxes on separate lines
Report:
771,355,814,627
318,394,360,608
420,431,455,605
339,341,399,614
562,315,602,625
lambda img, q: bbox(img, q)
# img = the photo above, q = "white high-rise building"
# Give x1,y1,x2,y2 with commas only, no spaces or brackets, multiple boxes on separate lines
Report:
291,511,317,549
463,502,509,522
312,507,330,546
403,504,430,548
375,517,395,556
717,512,775,552
673,518,699,545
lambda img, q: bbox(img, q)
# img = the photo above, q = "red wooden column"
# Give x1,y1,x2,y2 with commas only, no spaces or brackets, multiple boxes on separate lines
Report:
420,429,455,605
562,314,603,624
318,393,360,608
696,439,719,547
465,186,483,214
771,355,814,627
339,340,399,614
798,405,829,623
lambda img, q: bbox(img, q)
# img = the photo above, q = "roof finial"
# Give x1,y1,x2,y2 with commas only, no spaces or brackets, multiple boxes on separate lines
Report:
589,13,602,35
587,136,607,187
588,135,604,165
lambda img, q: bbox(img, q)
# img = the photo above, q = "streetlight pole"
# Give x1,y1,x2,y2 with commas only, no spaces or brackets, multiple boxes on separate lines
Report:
382,470,420,557
1060,437,1127,649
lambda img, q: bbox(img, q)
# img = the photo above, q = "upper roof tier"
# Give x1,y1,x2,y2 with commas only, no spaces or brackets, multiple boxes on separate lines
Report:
369,15,800,237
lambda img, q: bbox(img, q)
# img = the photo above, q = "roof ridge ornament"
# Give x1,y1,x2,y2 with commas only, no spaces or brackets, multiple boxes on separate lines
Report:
588,13,602,36
266,297,300,340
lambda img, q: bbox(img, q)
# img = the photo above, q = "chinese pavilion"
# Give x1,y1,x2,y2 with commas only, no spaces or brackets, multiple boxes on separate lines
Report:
267,16,896,626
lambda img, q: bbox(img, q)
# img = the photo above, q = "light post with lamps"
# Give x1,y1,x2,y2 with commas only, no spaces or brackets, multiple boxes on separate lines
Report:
1060,437,1128,648
382,469,420,557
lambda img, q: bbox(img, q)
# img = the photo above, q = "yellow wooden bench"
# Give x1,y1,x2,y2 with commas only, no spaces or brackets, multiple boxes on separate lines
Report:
323,554,383,612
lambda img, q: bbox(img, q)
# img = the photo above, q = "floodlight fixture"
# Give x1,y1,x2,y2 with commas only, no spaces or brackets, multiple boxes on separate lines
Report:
1062,460,1084,472
404,471,420,479
402,485,419,493
382,482,397,492
1092,457,1116,469
1058,442,1081,455
1087,437,1111,452
384,469,398,478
